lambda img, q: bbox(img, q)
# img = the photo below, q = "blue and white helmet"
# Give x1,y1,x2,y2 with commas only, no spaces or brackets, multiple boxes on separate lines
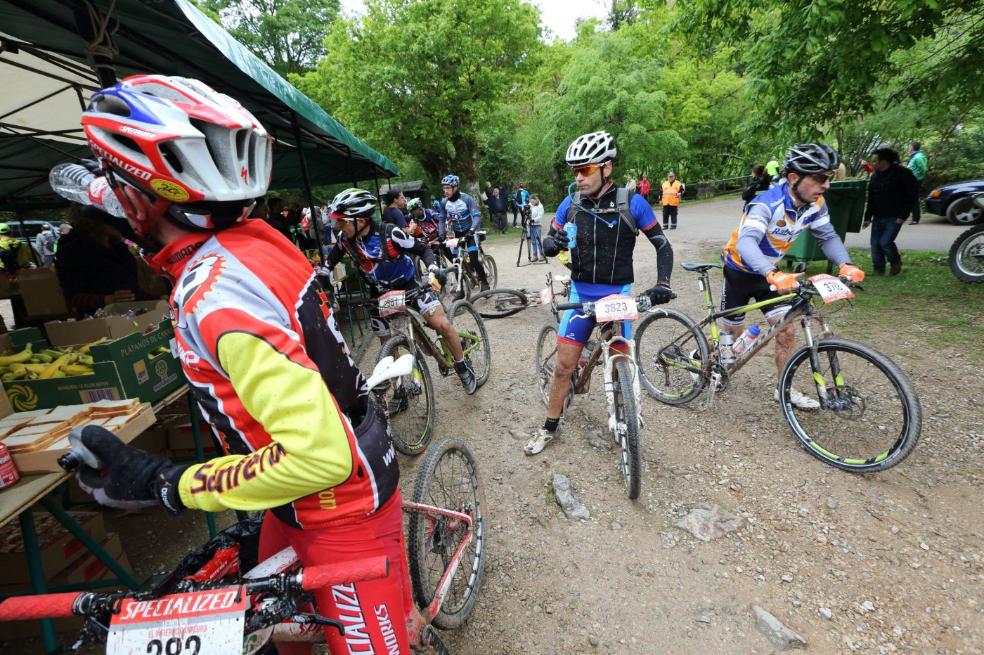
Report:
441,174,459,187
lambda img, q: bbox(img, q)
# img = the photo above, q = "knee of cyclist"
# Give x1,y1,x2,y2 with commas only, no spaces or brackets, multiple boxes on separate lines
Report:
774,323,795,346
554,357,577,377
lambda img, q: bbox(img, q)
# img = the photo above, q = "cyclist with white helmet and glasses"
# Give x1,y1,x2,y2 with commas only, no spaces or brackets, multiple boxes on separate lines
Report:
438,174,491,292
63,74,419,654
720,143,865,409
327,187,478,394
526,130,675,456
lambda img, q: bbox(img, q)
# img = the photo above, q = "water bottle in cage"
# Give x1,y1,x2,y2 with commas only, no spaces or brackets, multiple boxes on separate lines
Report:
732,324,761,357
49,163,127,218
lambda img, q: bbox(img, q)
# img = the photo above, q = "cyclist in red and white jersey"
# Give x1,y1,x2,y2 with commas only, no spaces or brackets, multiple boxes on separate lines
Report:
68,74,414,654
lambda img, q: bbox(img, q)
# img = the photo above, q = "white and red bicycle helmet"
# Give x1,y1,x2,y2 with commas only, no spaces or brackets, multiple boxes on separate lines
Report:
81,74,272,231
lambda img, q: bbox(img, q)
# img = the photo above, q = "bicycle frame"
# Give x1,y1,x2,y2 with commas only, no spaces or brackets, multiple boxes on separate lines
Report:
389,305,482,374
689,269,834,378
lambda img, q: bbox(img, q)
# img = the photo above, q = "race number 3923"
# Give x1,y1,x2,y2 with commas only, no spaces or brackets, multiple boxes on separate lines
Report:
107,587,247,655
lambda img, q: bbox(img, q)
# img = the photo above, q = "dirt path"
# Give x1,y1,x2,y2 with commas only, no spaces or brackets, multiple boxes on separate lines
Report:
4,228,980,655
430,233,983,655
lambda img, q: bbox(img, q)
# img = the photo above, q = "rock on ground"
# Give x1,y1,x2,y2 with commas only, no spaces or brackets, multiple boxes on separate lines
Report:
552,473,590,520
752,604,807,651
673,503,742,541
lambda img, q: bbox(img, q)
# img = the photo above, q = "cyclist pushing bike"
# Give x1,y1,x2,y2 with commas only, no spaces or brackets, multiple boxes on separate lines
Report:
438,174,491,292
526,130,675,456
63,74,419,654
327,187,478,394
719,143,865,409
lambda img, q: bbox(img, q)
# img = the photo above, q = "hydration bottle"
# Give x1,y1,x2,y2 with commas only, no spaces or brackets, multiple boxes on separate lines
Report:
732,324,761,357
718,332,736,365
49,163,127,218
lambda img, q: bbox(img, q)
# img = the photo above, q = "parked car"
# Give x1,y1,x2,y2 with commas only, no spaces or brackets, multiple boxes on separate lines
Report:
924,179,984,225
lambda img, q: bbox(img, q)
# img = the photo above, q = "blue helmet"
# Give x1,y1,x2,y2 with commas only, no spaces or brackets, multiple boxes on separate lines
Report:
441,174,459,187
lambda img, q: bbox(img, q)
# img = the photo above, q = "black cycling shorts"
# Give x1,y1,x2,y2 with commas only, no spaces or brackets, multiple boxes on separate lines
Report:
370,282,441,337
720,265,792,326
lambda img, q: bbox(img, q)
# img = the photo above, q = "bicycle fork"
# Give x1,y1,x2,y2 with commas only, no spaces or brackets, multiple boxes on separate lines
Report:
801,315,843,409
603,338,645,434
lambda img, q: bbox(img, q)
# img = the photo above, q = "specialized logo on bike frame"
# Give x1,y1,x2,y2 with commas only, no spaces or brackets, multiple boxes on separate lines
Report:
107,587,247,655
175,253,227,315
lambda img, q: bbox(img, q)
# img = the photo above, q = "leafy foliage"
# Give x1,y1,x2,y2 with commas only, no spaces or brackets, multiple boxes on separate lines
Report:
296,0,540,188
201,0,340,76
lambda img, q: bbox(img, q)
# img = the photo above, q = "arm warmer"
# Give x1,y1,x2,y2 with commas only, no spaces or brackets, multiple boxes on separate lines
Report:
641,223,674,284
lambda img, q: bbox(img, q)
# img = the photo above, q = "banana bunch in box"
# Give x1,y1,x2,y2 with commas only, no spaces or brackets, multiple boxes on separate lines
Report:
0,338,109,381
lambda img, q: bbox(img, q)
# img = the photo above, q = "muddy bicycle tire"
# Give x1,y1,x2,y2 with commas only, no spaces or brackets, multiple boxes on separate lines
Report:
469,288,530,318
634,309,710,405
408,438,487,630
376,336,435,456
449,300,492,388
613,359,642,500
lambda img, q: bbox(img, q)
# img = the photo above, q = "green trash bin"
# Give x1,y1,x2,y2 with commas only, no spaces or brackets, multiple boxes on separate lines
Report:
784,179,868,271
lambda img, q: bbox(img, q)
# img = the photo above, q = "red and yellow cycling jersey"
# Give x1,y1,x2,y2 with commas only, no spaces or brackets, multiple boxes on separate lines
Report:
151,219,398,530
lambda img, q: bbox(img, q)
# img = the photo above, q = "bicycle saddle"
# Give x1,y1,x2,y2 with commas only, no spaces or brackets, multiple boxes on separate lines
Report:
680,262,723,272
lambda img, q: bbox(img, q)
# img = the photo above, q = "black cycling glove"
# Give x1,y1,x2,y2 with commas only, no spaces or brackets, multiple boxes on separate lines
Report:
645,284,675,306
76,425,188,514
542,229,570,257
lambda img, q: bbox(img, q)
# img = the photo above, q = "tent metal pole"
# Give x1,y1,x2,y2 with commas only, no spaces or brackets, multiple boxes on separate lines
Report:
289,110,323,258
72,3,117,87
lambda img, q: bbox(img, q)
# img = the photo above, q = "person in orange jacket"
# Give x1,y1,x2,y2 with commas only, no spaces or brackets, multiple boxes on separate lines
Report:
659,171,685,229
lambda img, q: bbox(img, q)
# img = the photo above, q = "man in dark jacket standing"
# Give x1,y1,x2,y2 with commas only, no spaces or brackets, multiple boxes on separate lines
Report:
862,148,919,275
485,187,509,233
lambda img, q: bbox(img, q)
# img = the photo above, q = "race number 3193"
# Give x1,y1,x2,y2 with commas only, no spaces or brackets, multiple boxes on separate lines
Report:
107,587,247,655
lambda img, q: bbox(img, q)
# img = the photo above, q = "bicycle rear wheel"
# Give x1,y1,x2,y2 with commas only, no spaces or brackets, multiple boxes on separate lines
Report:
534,322,573,410
408,438,487,630
779,338,922,472
469,288,529,318
612,359,642,500
449,300,491,388
444,265,470,303
634,309,709,404
376,336,434,456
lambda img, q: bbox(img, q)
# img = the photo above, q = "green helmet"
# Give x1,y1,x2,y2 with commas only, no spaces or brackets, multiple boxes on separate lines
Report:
0,223,10,235
406,197,422,211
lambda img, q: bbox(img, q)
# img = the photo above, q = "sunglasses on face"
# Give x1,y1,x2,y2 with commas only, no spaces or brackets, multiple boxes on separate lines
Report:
570,163,603,177
809,172,836,183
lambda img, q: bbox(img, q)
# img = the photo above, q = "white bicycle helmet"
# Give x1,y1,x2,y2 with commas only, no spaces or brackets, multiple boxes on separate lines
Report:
441,174,459,187
330,188,377,220
565,131,617,166
406,197,422,211
81,74,272,231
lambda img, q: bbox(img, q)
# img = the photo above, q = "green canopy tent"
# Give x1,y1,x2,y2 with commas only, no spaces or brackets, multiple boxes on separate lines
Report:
0,0,398,221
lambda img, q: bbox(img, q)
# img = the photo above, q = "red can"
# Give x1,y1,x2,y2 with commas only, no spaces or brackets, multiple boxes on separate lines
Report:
0,442,20,488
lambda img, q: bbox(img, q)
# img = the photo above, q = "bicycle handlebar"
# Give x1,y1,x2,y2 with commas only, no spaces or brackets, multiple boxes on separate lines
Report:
0,591,81,621
556,294,655,314
769,275,862,294
301,556,388,591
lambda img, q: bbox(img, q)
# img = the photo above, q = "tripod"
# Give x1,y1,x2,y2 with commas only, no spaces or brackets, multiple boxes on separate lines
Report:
515,207,545,267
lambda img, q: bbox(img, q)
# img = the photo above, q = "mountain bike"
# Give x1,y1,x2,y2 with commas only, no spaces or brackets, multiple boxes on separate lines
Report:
634,262,922,472
0,357,487,654
948,194,984,283
469,272,571,319
443,231,497,299
371,285,492,455
534,275,653,499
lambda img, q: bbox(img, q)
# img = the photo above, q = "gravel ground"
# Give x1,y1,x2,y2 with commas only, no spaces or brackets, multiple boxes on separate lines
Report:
4,219,982,655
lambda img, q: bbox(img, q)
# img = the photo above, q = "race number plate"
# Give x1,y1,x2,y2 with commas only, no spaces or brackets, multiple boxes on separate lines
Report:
107,587,246,655
378,290,407,317
595,294,638,323
539,286,553,304
445,237,459,250
809,274,855,303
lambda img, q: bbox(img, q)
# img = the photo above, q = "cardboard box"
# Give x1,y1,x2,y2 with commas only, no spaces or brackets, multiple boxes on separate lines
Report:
0,327,48,355
3,322,185,411
54,532,130,586
44,300,171,348
16,268,69,318
0,511,106,586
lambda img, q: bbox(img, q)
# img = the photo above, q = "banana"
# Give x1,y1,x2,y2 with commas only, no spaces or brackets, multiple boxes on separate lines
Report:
0,343,33,366
34,353,53,364
22,363,49,374
77,355,94,366
79,338,110,355
41,349,65,360
8,364,27,379
40,353,75,379
61,364,95,376
1,372,15,381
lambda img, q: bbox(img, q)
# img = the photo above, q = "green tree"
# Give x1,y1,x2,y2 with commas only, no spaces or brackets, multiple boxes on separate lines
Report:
297,0,541,189
677,0,984,129
201,0,340,76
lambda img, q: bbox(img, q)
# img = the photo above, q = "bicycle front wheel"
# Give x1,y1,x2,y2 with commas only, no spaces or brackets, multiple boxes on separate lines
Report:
445,265,470,303
534,322,573,410
613,359,642,500
376,336,434,456
948,224,984,283
634,309,709,404
469,288,529,318
408,438,487,630
779,338,922,472
482,254,498,289
449,300,491,388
